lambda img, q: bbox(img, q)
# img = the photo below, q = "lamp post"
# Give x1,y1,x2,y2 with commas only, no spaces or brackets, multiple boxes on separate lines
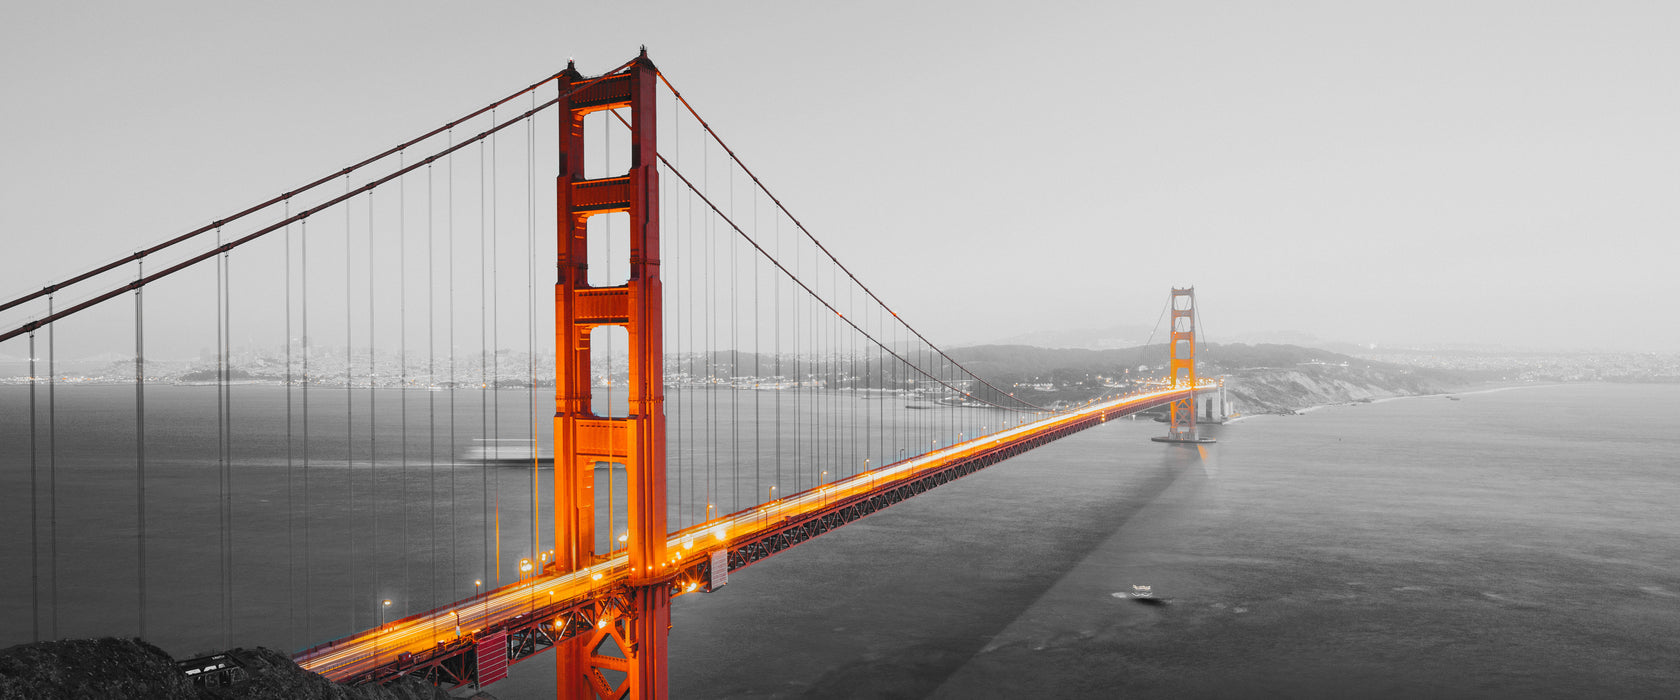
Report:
377,599,392,660
519,558,534,613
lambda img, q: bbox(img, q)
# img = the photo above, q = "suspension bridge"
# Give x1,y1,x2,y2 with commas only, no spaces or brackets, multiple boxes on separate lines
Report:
0,51,1219,698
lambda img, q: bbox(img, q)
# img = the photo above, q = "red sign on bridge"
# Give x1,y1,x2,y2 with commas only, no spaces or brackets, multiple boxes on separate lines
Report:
476,631,509,686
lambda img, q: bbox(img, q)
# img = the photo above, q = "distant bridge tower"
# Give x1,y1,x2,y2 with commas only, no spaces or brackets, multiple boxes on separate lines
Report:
1152,287,1216,445
553,50,670,699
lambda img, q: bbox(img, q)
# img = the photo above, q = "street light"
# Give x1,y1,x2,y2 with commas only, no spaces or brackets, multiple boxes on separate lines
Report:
377,598,393,661
470,577,483,631
517,558,536,614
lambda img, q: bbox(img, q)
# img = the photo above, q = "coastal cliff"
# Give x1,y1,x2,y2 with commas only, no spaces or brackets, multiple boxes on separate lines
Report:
1221,363,1456,416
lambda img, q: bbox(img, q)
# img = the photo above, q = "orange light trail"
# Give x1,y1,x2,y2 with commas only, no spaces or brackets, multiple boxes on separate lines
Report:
296,383,1213,682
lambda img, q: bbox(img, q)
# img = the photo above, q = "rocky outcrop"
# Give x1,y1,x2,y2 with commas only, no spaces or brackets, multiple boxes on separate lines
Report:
0,639,465,700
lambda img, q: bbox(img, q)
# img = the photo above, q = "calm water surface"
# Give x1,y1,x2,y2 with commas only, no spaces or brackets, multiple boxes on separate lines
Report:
4,383,1678,698
655,383,1679,698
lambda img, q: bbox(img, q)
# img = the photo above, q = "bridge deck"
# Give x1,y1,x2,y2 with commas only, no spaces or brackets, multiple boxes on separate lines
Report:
295,385,1212,685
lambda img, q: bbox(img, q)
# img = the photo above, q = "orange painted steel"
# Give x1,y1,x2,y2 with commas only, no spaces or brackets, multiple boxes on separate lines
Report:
292,385,1214,690
1163,287,1204,442
552,50,668,699
291,57,1222,698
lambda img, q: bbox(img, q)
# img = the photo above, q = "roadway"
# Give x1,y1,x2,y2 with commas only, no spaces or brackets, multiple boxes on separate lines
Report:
295,383,1212,682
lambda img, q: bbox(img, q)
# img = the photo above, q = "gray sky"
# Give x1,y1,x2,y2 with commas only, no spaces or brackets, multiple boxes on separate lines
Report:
3,1,1677,354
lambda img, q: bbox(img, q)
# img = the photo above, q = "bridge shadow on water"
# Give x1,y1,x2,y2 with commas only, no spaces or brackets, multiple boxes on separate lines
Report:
653,418,1207,699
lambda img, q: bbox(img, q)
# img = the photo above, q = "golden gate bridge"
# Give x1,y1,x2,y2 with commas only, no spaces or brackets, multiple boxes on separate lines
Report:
0,50,1217,698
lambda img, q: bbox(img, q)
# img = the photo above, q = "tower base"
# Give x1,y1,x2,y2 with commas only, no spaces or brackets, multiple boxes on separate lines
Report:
1151,436,1217,444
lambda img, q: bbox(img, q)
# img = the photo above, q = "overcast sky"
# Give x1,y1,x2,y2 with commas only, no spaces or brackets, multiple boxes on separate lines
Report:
3,1,1677,354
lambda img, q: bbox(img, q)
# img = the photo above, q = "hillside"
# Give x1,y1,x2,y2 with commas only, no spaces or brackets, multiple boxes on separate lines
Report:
949,342,1466,415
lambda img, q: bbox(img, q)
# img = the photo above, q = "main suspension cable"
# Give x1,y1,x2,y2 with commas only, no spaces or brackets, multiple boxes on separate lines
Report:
0,59,640,318
651,70,1043,412
654,154,1034,413
1,64,645,345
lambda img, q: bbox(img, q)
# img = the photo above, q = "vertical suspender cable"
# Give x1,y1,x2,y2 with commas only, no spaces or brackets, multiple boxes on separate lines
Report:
398,154,409,616
449,132,458,593
29,331,38,641
773,206,780,503
525,100,539,563
427,160,438,626
686,153,695,525
304,216,314,644
664,162,676,529
792,227,800,494
225,231,235,647
302,217,313,646
134,259,147,639
47,294,57,640
818,247,826,485
480,134,491,582
345,175,357,631
730,167,738,512
753,187,760,508
216,228,228,647
685,159,695,525
490,110,502,582
368,188,378,620
705,136,713,520
285,204,295,646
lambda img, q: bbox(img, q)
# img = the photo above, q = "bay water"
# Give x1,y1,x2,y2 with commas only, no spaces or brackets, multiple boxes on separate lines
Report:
3,383,1677,697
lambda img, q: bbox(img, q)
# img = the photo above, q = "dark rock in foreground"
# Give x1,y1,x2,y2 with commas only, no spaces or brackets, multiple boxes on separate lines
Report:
0,638,469,700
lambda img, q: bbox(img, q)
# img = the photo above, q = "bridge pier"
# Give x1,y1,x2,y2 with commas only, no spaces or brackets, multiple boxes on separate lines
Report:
1197,380,1229,424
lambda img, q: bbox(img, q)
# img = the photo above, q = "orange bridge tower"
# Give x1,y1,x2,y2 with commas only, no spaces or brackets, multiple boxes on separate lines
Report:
1152,287,1216,445
553,50,671,699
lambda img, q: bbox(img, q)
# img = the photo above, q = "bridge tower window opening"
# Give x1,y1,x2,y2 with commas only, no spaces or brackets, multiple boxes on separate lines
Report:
587,212,631,288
